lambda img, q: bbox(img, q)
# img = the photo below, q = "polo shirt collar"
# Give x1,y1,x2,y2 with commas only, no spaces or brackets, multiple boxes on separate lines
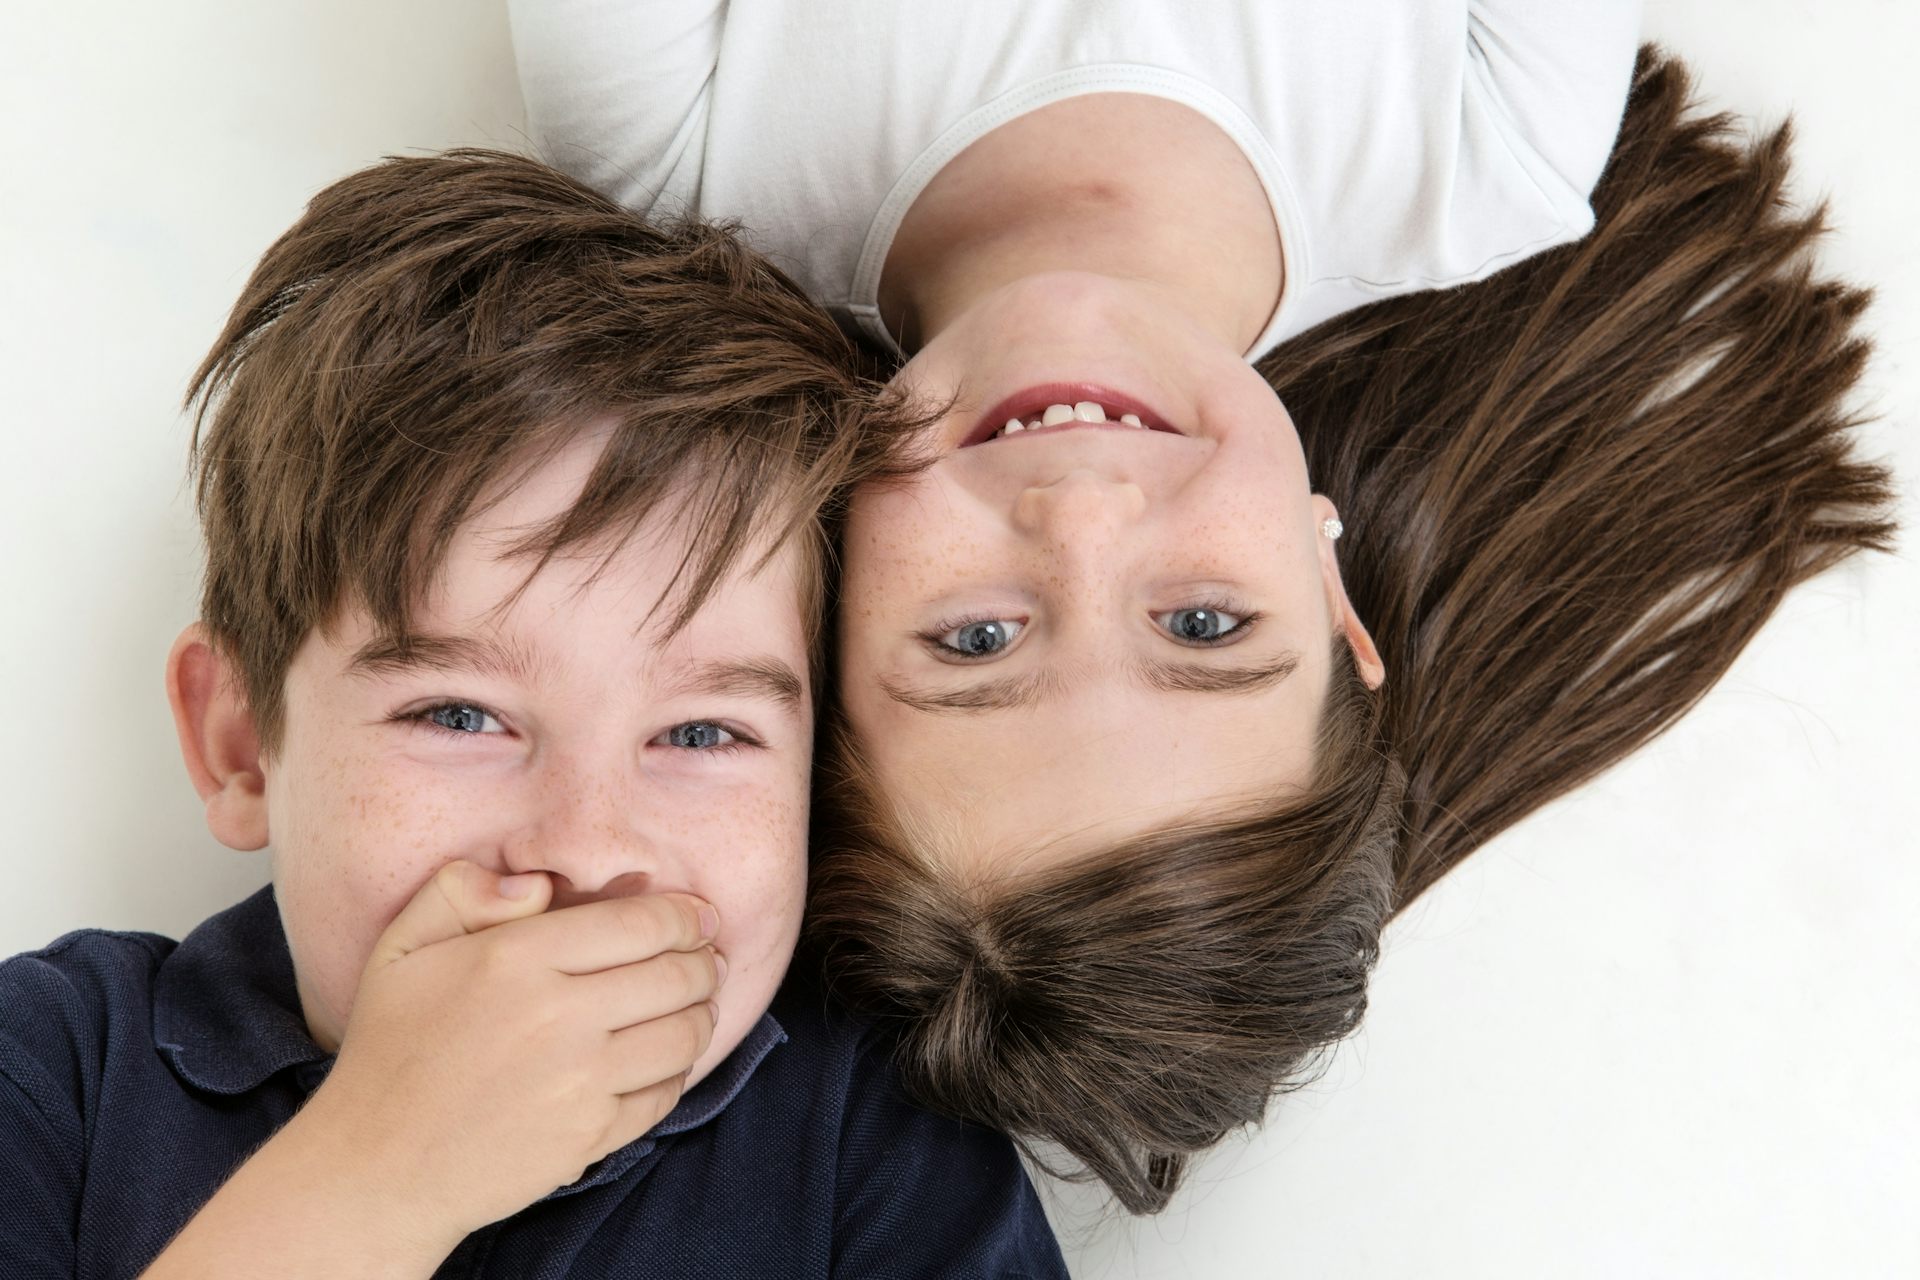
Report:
550,1008,788,1197
150,884,789,1195
151,886,328,1095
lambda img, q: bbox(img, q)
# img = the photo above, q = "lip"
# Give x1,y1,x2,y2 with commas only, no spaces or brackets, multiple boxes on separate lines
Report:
961,383,1184,448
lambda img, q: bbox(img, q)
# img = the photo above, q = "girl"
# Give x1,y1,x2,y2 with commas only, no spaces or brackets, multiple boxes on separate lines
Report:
512,4,1894,1212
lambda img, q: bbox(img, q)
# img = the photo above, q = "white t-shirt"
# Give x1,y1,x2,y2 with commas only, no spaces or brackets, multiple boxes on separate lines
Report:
510,1,1642,361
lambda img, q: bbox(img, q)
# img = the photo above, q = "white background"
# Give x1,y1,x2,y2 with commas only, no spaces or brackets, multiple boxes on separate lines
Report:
1,3,1913,1276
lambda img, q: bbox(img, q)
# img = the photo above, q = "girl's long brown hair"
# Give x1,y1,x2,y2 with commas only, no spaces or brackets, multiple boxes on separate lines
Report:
808,49,1898,1214
1269,49,1896,903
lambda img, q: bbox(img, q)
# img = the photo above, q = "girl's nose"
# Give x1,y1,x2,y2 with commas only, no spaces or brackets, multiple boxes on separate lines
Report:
1011,470,1148,542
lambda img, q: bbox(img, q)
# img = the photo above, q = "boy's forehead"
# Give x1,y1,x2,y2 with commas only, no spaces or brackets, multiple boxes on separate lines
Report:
428,427,783,615
302,423,815,689
375,537,806,664
317,504,809,684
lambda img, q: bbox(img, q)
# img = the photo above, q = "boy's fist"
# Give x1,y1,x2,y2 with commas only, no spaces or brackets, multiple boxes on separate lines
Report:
299,860,724,1243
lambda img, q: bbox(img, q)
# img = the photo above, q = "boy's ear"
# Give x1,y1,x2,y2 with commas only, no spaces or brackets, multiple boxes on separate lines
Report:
166,624,270,852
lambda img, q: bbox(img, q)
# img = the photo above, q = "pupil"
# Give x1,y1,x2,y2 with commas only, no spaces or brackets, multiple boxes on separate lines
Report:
1178,610,1218,640
436,705,482,732
960,622,1006,654
674,723,722,749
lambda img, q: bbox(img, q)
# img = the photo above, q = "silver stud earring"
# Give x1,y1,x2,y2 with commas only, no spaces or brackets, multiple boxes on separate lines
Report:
1320,516,1344,541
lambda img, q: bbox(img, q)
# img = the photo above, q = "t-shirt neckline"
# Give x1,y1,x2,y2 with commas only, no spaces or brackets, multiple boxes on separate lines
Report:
846,63,1308,365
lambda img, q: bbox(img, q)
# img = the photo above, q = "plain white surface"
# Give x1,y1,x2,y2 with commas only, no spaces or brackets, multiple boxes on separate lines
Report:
1,3,1913,1276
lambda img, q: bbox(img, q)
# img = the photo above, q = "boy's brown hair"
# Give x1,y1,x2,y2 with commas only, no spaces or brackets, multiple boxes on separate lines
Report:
187,149,917,748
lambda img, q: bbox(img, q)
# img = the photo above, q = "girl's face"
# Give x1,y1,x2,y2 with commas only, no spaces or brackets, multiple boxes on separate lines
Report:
838,272,1382,879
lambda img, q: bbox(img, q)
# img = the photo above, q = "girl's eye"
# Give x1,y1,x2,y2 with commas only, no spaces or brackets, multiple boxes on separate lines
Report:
932,618,1025,658
1155,606,1251,645
662,721,739,751
417,703,505,735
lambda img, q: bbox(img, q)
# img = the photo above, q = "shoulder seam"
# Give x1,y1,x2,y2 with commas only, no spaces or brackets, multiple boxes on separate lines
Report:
6,928,172,966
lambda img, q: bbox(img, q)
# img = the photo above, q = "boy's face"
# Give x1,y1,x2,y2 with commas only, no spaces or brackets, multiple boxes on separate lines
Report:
261,431,811,1085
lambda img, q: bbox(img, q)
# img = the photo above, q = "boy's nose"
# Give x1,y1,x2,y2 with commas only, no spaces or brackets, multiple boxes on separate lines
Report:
501,767,669,897
544,868,652,911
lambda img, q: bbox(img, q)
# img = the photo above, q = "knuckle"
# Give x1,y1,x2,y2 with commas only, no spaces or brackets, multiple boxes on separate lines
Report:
475,929,523,976
613,896,668,952
661,893,707,947
428,860,478,907
675,1012,707,1063
695,1001,718,1046
677,949,716,1002
634,1091,672,1134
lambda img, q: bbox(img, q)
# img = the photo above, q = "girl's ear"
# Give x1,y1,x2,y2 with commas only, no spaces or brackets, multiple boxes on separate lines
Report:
166,624,270,851
1310,494,1386,690
1340,599,1386,690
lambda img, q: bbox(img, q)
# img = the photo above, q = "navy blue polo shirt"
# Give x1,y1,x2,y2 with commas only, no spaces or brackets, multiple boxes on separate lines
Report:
0,887,1067,1279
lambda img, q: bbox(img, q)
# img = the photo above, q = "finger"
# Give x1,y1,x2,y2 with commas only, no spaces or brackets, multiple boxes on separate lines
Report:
365,861,552,969
606,1001,717,1096
509,892,718,975
574,947,723,1032
589,1076,688,1162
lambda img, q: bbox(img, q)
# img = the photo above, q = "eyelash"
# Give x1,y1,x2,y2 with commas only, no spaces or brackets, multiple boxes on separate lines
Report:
659,724,764,758
918,597,1261,657
1174,597,1262,646
917,610,1026,660
396,700,509,738
394,701,765,756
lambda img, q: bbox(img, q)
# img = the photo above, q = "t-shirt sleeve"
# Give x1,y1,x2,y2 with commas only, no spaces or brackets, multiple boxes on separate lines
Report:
506,0,726,213
0,958,90,1276
831,1037,1067,1279
1466,0,1644,199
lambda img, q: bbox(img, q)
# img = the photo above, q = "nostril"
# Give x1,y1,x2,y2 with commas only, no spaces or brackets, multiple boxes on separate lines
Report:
528,866,654,910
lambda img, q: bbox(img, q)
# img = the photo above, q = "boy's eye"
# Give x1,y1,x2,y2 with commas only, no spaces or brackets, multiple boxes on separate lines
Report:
417,703,505,735
661,721,738,751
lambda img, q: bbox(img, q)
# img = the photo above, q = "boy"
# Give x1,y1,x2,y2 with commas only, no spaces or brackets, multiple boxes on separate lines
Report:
0,151,1066,1278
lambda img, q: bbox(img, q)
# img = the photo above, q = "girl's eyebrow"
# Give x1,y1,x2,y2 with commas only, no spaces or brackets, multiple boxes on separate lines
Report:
880,652,1300,715
880,670,1053,713
1136,652,1301,694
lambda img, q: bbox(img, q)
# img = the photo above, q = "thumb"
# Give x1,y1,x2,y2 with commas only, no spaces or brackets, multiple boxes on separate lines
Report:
366,860,552,968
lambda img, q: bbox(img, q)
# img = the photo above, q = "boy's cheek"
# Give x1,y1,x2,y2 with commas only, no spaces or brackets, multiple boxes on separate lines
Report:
684,838,807,1083
694,918,803,1086
274,855,409,1034
272,804,508,1047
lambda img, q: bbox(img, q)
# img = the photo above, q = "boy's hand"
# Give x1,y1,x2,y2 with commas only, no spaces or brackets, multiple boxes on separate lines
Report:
302,859,723,1244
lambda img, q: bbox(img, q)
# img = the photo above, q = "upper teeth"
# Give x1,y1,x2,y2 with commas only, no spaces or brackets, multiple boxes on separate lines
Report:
995,402,1151,438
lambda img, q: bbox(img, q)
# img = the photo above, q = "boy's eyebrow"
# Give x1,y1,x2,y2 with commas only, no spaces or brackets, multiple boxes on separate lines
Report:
347,635,804,710
346,633,553,684
665,657,806,711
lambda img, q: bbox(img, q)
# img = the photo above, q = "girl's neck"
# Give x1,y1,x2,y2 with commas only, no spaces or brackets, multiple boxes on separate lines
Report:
879,93,1283,355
